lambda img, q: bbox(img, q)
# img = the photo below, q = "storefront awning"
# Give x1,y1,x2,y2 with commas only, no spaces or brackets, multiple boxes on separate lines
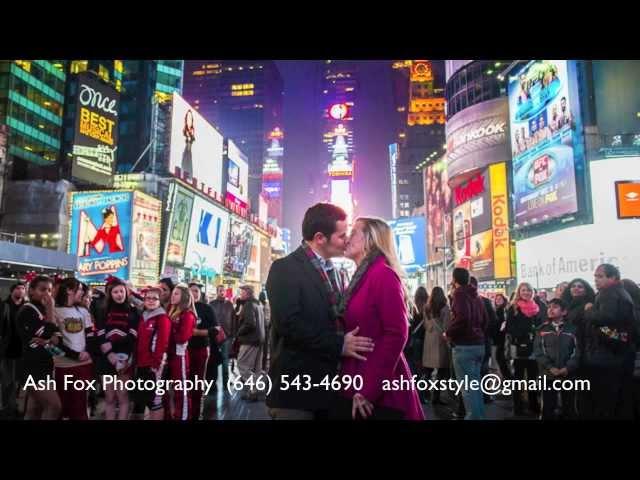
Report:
0,240,76,272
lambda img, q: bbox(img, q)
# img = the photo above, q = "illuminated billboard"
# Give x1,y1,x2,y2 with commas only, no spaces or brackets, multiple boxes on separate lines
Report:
169,92,224,194
184,195,229,279
329,103,349,120
225,140,249,209
71,72,119,186
388,216,427,273
389,143,399,218
130,192,162,287
164,183,194,268
615,180,640,219
224,217,255,278
446,98,510,179
330,178,353,225
244,229,262,283
452,163,512,280
425,158,453,265
69,191,132,284
517,156,640,287
259,233,272,285
508,60,584,228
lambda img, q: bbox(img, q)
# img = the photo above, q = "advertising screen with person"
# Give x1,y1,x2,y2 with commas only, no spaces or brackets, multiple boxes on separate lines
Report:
508,60,584,228
425,158,453,265
388,216,427,273
165,184,195,267
169,93,224,193
223,217,255,278
129,191,162,287
69,191,132,283
225,139,249,208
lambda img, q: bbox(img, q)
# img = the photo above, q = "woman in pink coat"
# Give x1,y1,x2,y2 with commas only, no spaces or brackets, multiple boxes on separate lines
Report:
338,216,424,421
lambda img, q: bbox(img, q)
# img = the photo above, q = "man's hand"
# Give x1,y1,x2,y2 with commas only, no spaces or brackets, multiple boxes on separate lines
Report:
558,367,568,377
352,393,374,420
100,342,113,354
584,303,593,311
78,351,91,362
342,327,374,361
549,367,560,376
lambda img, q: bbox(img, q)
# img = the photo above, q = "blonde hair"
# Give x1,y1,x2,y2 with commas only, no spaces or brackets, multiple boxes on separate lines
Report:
168,283,197,320
355,216,412,309
510,282,535,309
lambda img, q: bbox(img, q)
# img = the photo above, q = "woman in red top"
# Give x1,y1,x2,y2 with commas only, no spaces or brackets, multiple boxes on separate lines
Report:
135,288,171,420
166,283,196,420
90,207,124,253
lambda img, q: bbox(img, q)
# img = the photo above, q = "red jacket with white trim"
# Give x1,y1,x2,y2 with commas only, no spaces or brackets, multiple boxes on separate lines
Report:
137,308,171,370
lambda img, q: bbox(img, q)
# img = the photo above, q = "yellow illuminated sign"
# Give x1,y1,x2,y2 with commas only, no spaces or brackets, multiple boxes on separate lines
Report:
490,162,511,278
79,107,116,146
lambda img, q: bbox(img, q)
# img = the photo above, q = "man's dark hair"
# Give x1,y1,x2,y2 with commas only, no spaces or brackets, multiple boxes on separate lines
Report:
469,276,478,287
548,298,567,311
10,281,26,293
599,264,620,280
159,277,175,291
302,203,347,242
29,276,52,292
453,268,470,286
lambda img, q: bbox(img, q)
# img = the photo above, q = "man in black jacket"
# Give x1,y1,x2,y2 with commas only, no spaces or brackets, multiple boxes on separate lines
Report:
188,283,219,417
579,264,636,419
265,203,374,420
0,282,26,418
209,285,235,385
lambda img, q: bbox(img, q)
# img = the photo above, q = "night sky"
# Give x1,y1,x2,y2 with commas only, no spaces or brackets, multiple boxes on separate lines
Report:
275,60,396,245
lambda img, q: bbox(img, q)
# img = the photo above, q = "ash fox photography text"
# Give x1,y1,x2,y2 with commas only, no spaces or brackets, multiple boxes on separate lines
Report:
22,375,217,397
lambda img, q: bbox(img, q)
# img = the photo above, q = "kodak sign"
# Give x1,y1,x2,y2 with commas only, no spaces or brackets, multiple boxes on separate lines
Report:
490,163,511,278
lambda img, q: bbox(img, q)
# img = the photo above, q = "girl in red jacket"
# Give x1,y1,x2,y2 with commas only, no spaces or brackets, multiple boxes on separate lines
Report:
136,287,171,420
166,283,196,420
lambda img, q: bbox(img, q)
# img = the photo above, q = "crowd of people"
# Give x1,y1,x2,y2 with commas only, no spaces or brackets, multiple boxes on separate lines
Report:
1,200,638,422
0,273,270,420
404,266,640,420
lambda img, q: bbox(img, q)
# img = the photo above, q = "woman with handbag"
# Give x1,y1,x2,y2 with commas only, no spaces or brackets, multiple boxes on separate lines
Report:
506,282,543,416
337,217,424,421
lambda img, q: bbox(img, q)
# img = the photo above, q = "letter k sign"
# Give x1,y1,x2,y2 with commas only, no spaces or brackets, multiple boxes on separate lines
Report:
197,210,222,248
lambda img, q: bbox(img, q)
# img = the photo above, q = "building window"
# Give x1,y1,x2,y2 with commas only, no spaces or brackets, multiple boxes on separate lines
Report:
70,60,88,75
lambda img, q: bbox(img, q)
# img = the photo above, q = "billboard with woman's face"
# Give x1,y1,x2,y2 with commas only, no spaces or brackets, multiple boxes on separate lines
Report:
169,93,224,194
